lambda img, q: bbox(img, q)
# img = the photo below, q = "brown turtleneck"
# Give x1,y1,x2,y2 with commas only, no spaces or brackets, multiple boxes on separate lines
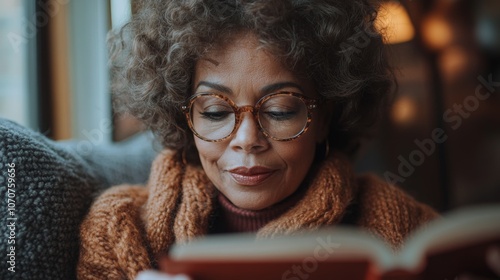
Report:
212,187,305,233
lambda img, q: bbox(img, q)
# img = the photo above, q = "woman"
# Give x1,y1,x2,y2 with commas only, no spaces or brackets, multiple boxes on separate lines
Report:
77,0,439,279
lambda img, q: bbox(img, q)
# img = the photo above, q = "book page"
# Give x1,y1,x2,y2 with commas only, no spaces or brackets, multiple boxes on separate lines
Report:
396,204,500,270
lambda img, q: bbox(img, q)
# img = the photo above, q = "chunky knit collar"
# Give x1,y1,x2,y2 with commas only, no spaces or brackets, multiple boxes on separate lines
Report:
143,150,358,257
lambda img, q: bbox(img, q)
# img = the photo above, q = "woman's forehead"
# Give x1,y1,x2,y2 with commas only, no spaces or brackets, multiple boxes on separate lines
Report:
194,33,314,94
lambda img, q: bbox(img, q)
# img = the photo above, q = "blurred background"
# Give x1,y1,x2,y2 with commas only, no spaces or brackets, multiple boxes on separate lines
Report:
0,0,499,212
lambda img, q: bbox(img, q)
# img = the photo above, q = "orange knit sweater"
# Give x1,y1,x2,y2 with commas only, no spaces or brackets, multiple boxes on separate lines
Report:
77,150,438,279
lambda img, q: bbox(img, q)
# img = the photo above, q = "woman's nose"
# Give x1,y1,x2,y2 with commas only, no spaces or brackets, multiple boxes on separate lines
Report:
229,112,269,153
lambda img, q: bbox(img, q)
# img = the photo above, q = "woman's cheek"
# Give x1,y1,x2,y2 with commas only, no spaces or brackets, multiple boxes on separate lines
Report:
194,138,223,162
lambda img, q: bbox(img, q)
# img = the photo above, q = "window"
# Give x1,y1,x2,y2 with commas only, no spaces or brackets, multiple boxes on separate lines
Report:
0,0,32,128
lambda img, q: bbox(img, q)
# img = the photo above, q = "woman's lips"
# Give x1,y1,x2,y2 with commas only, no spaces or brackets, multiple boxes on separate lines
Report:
228,166,275,186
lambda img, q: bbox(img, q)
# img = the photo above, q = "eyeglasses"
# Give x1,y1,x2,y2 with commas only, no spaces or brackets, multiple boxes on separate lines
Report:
181,92,318,142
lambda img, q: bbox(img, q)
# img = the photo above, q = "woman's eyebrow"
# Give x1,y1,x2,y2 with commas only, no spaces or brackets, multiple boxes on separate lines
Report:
195,81,233,94
260,82,305,94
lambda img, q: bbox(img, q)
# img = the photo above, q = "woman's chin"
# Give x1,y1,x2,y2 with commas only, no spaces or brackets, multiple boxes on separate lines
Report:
225,192,277,211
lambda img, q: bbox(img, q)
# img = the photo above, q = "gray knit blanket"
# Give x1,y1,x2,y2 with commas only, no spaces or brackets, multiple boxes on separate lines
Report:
0,119,157,279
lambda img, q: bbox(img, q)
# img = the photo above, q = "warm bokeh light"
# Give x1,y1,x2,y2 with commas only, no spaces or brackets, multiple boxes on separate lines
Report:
391,95,418,126
421,14,454,50
439,46,469,80
376,1,415,44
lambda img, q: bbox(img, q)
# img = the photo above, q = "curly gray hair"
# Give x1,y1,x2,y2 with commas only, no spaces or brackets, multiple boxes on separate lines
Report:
110,0,394,163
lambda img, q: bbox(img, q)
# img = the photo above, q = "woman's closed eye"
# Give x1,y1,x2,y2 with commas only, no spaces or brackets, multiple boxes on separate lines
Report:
199,108,233,121
263,109,297,121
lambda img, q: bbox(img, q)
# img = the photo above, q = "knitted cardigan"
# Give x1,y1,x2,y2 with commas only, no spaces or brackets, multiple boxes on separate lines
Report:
78,150,438,279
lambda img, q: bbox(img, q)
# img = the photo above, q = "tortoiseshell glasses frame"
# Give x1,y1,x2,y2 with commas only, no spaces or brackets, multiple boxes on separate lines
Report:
181,91,318,142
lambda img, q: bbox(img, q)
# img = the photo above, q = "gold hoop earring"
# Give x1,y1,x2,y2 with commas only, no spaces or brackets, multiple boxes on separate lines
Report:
181,148,188,166
324,139,330,159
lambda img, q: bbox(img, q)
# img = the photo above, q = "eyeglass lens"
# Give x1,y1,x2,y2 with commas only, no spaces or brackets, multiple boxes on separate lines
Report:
189,94,308,141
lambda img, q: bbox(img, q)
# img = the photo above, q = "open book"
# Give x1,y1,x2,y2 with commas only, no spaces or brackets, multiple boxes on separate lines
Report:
159,205,500,280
